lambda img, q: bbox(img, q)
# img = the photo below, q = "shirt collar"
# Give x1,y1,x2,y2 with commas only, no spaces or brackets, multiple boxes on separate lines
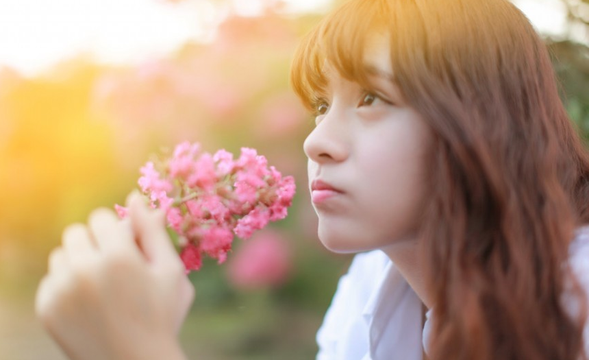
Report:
361,258,426,360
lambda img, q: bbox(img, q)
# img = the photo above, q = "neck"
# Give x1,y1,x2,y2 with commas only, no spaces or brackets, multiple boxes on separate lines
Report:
382,238,432,309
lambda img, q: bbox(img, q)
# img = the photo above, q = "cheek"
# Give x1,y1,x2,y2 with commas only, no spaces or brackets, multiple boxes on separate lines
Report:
356,135,431,237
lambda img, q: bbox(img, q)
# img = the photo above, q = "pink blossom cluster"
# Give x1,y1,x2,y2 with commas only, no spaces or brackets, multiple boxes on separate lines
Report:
115,141,296,273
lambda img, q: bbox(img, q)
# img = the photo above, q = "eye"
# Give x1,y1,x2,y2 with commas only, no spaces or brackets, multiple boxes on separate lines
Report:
359,92,378,107
312,101,329,126
316,102,329,116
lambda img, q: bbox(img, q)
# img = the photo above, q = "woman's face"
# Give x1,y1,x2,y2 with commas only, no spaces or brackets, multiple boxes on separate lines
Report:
303,38,433,254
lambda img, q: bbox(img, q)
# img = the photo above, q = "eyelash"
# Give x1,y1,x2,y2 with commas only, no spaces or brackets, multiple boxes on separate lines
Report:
315,102,329,116
313,91,389,118
359,92,379,107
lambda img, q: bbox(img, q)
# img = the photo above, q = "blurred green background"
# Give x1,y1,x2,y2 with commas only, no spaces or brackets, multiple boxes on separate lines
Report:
0,0,587,359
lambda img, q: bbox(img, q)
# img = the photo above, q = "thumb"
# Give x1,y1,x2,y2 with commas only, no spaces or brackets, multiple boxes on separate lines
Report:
126,191,179,266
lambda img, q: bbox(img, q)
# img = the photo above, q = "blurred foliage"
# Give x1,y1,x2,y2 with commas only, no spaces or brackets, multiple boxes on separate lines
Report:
549,39,589,136
0,0,588,359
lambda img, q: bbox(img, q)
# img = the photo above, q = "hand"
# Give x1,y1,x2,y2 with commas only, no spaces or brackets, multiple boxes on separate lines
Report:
35,192,194,360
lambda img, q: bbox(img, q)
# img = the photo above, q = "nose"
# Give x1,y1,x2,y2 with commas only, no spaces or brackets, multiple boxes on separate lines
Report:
303,109,349,164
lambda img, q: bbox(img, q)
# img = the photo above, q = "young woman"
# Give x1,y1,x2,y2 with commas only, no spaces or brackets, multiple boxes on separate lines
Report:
35,0,589,359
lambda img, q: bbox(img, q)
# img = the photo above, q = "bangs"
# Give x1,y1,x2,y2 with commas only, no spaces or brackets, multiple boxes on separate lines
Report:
290,0,388,112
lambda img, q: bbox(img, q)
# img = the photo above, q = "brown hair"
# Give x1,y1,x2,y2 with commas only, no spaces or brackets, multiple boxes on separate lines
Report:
291,0,589,359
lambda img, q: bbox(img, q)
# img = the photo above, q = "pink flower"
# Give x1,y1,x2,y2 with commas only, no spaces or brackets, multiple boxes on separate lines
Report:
268,205,287,222
213,149,234,177
169,141,201,179
236,168,266,188
185,199,204,218
234,208,270,239
268,174,295,220
173,141,201,158
150,190,174,211
169,157,193,180
277,176,296,205
234,177,258,205
180,243,202,273
187,153,217,191
236,148,270,180
117,141,296,273
167,207,184,233
200,226,234,264
201,195,229,222
138,162,173,193
114,204,128,219
236,147,258,168
227,230,292,289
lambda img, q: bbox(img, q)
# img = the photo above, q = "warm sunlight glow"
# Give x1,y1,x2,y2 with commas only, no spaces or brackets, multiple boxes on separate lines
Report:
0,0,215,76
0,0,571,77
513,0,568,36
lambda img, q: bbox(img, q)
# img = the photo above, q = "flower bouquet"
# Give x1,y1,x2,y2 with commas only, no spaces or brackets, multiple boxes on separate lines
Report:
115,141,296,273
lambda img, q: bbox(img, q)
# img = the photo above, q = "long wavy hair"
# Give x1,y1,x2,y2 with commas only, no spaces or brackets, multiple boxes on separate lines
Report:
290,0,589,359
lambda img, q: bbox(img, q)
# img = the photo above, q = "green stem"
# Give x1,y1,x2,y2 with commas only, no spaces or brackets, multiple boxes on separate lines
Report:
175,192,200,205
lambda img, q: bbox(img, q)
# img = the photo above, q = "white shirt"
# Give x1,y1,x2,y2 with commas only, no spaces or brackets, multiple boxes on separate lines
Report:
316,227,589,360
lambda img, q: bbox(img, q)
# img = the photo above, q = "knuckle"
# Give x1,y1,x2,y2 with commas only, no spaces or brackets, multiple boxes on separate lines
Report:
48,247,66,272
88,207,116,225
35,276,71,324
102,252,138,273
71,262,96,282
62,233,79,249
35,277,52,317
48,247,63,262
62,232,92,254
115,219,134,238
62,223,87,241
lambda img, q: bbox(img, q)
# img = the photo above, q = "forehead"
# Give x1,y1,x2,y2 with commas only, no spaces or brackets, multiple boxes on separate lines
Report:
363,35,393,75
321,34,393,85
290,7,393,111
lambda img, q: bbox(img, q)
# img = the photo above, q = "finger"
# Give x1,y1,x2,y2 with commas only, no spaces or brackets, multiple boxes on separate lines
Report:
35,275,69,335
88,207,138,256
62,224,97,267
35,275,53,321
127,191,179,266
48,247,69,275
174,278,195,333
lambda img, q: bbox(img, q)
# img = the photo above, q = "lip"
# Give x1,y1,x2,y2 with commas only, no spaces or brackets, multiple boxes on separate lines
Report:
310,179,344,204
311,179,343,193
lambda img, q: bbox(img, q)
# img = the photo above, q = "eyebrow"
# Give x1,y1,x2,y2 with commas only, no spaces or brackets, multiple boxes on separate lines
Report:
362,64,405,103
